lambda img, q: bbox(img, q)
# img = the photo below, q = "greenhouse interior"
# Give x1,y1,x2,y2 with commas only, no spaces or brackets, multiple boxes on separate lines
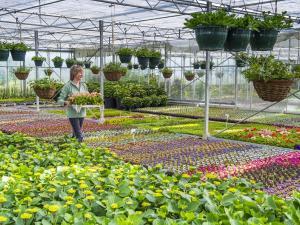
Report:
0,0,300,224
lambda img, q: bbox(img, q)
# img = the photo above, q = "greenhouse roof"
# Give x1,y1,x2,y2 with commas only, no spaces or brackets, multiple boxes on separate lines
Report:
0,0,300,49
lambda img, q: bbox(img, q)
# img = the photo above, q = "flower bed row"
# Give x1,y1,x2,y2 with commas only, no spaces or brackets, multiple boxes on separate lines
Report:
0,132,299,224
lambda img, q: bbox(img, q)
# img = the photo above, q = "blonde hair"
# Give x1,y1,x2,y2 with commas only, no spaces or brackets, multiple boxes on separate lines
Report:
70,65,84,81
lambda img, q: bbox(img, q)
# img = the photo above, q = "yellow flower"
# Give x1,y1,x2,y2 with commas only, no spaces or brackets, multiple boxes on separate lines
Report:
97,189,104,193
206,173,217,179
64,196,74,201
20,213,32,220
84,190,93,195
75,204,83,209
228,188,237,193
182,173,190,178
111,203,119,209
26,207,39,213
85,195,95,200
0,216,8,222
213,181,221,186
153,193,163,197
48,188,56,193
67,189,76,194
142,202,151,207
47,205,60,213
80,183,88,189
84,213,92,219
0,195,7,203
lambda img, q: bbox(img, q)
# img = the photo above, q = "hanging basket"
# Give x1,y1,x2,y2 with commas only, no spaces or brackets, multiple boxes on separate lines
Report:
119,55,132,64
34,87,56,99
250,29,278,51
140,65,147,70
15,72,29,80
34,60,43,67
104,71,122,81
84,63,91,69
66,62,75,68
253,80,293,102
137,57,149,67
54,61,63,68
127,64,133,70
158,62,164,69
163,72,172,79
195,25,228,51
149,57,160,69
133,64,139,69
11,50,26,61
236,59,246,67
193,64,200,69
0,50,9,61
185,74,195,81
224,28,251,52
200,62,213,70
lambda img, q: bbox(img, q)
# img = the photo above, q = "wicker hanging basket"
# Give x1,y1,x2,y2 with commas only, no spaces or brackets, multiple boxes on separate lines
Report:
15,72,29,80
253,80,293,102
34,87,56,99
185,74,195,81
163,72,172,79
104,71,122,81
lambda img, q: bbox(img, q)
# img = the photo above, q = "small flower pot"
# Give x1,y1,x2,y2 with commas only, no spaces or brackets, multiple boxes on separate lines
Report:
34,60,44,67
104,97,117,108
33,87,56,99
0,50,9,61
137,57,149,67
250,29,278,51
54,61,63,68
11,50,26,61
224,28,251,52
104,71,122,81
119,55,132,64
15,72,29,80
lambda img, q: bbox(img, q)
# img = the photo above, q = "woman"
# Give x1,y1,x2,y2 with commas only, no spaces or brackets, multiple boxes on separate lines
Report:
58,65,89,142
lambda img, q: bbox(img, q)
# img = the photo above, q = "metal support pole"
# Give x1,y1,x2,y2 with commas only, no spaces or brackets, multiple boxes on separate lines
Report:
6,60,9,96
180,54,185,100
34,30,40,111
203,1,211,140
99,20,105,123
234,65,238,108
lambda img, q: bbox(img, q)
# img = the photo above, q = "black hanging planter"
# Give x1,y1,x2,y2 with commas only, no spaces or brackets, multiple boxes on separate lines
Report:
158,62,164,69
133,64,139,69
200,62,213,70
250,29,278,51
84,62,91,69
149,57,160,69
236,59,246,67
195,26,228,51
140,65,148,70
104,97,117,108
0,50,9,61
54,61,63,68
11,50,26,61
119,55,132,64
193,64,200,69
224,28,251,52
137,57,149,68
127,64,133,70
66,62,75,68
34,60,43,67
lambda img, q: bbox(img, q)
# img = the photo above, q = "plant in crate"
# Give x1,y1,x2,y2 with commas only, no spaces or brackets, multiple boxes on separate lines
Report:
250,11,293,51
184,70,195,81
66,58,77,68
116,47,134,64
68,92,103,106
10,42,30,61
184,9,234,51
135,47,151,68
0,41,10,61
242,55,296,102
149,49,161,69
161,67,173,79
52,56,64,68
14,67,31,80
32,56,46,67
103,62,127,81
235,52,249,67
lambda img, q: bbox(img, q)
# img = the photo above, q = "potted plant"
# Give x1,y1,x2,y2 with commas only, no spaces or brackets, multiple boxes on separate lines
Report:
76,60,84,67
250,11,293,51
133,64,139,69
193,61,201,69
197,71,205,78
32,56,46,67
149,49,161,69
30,77,61,99
104,82,117,108
103,62,127,81
140,65,147,70
14,67,31,80
235,52,249,67
52,56,64,68
224,14,253,52
242,55,295,102
200,60,214,70
184,70,195,81
44,68,53,77
127,62,133,70
184,9,233,51
161,67,173,79
158,59,165,69
113,85,130,109
66,58,76,68
116,47,134,64
0,41,10,61
84,60,92,69
135,47,150,68
10,42,30,61
90,65,101,75
292,64,300,76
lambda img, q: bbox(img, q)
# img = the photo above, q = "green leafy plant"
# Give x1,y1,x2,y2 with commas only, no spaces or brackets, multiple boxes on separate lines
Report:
30,77,61,90
68,92,103,105
76,60,84,66
14,66,31,73
231,14,256,30
66,58,76,64
10,42,30,51
103,62,127,75
149,49,161,58
44,68,53,77
52,56,64,63
90,65,101,74
184,9,235,29
0,41,10,50
235,52,249,61
116,47,134,56
254,11,293,30
134,47,151,57
193,61,201,66
242,55,295,81
31,56,46,61
161,67,173,74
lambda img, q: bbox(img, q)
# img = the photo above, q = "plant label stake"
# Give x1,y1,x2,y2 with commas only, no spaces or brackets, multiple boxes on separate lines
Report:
131,128,136,144
225,114,229,128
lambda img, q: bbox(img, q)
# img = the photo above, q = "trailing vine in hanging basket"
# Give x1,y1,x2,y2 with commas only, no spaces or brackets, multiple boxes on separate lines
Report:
14,67,31,80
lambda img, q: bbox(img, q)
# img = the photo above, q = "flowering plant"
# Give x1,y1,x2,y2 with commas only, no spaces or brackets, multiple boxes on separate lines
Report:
68,92,103,105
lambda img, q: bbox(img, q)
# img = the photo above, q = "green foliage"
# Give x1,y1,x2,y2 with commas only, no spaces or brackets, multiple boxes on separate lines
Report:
51,56,64,63
14,66,31,73
193,61,201,66
235,52,249,61
76,60,84,66
103,62,127,74
66,58,76,64
254,11,293,30
104,82,118,98
116,47,134,56
44,68,53,77
68,92,103,105
242,55,295,81
134,47,151,57
231,14,256,30
86,81,100,92
90,65,101,74
184,70,195,78
149,49,161,58
10,42,30,51
0,41,10,50
292,64,300,77
161,67,173,74
184,9,235,29
200,61,214,68
31,56,46,61
30,77,62,90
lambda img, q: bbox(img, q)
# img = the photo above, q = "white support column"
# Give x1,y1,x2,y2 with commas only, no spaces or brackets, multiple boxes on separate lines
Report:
99,20,105,124
34,30,40,112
